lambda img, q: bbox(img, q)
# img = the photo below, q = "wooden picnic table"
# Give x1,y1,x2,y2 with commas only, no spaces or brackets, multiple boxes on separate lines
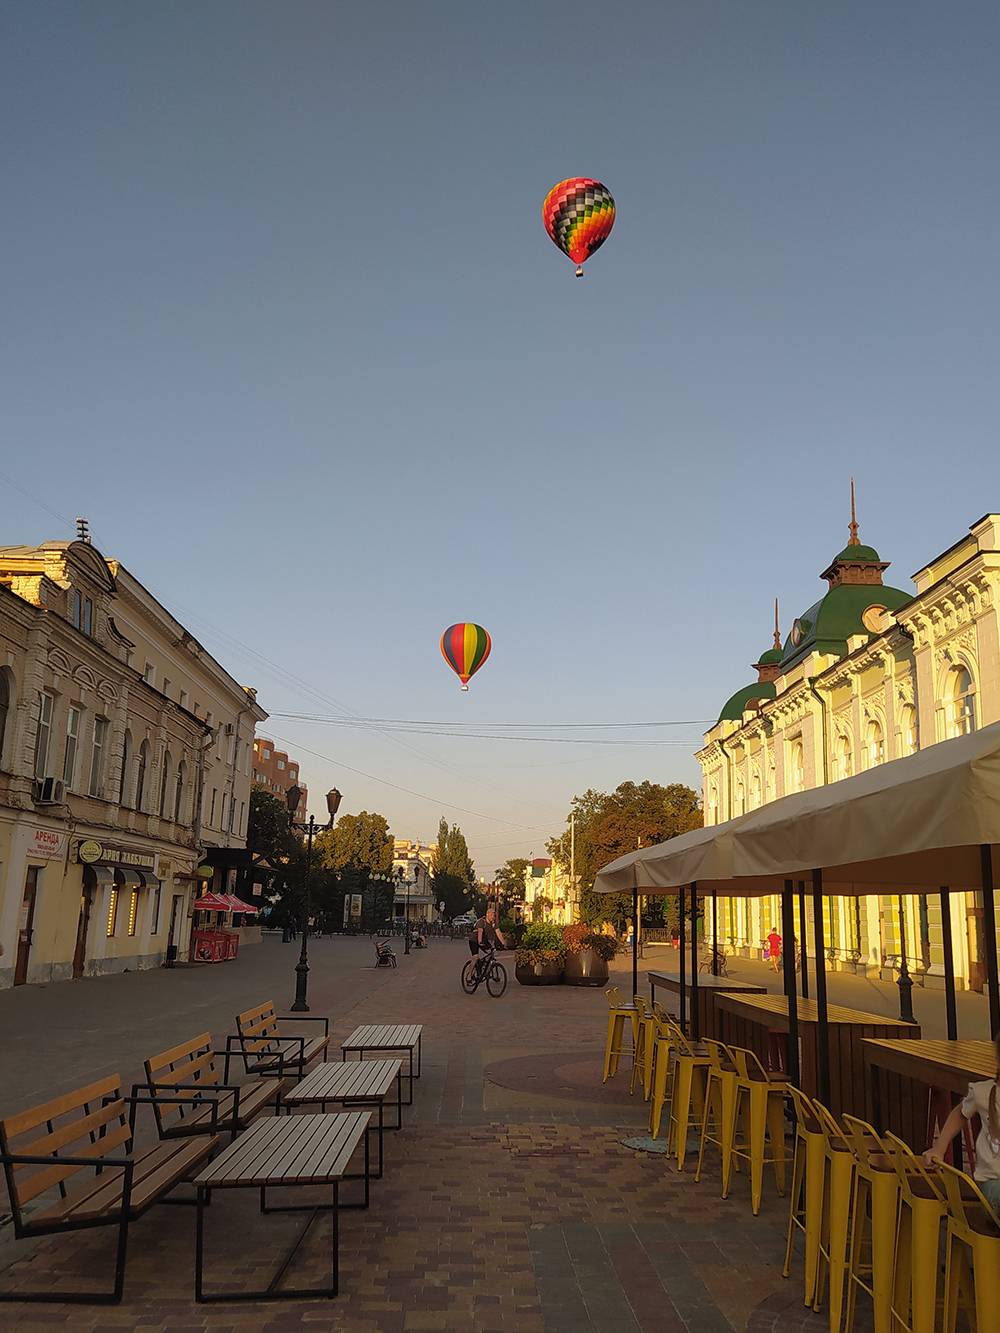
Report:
283,1059,403,1178
862,1038,996,1153
193,1111,371,1303
647,970,767,1039
715,992,921,1118
341,1025,422,1105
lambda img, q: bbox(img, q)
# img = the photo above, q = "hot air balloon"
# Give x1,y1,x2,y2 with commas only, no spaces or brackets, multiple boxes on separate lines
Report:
542,177,616,277
440,623,492,691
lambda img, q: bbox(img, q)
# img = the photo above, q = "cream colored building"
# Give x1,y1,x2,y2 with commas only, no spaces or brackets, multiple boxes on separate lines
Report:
697,511,1000,990
0,538,266,987
522,857,574,925
392,838,437,923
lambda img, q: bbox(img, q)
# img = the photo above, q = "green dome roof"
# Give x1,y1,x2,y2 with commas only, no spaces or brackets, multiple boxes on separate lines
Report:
756,646,783,666
833,543,882,564
781,582,911,669
718,680,777,723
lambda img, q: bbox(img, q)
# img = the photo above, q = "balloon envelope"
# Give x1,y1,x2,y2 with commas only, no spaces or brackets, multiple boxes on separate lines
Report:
542,177,616,268
440,623,492,689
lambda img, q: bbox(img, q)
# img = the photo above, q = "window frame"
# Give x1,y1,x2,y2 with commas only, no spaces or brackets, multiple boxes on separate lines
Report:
89,716,108,797
63,705,82,787
34,691,55,779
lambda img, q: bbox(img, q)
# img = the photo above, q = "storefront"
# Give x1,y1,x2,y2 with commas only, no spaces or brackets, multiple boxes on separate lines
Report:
190,890,259,963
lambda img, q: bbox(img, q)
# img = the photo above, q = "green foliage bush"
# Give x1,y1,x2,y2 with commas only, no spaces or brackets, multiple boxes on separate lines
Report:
521,921,564,953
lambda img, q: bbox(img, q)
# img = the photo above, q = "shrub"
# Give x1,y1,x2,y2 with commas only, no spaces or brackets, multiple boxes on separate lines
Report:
516,919,566,969
561,923,590,953
582,931,618,962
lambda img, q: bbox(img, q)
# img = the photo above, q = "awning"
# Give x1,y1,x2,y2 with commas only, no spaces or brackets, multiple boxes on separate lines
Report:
223,894,259,915
137,869,161,890
192,892,232,911
114,866,143,890
593,719,1000,896
83,864,115,890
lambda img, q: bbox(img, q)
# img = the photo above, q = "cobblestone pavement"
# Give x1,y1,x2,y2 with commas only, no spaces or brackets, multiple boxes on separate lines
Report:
0,936,859,1331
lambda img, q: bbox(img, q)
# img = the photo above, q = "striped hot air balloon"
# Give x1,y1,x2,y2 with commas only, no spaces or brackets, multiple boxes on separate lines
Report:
542,177,616,276
440,623,492,691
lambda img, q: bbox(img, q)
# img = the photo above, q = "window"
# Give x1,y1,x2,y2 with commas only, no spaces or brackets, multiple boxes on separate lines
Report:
63,706,81,786
750,774,762,810
289,768,297,781
106,888,119,937
735,781,745,816
174,761,186,823
0,668,11,767
263,748,270,760
900,705,918,756
89,717,108,796
162,678,171,700
143,663,155,685
834,734,852,782
228,794,236,832
34,692,54,778
82,598,93,636
276,758,285,771
951,666,976,737
119,730,132,804
69,589,82,627
127,889,139,937
789,740,805,793
135,740,150,810
159,750,173,817
865,719,884,769
179,689,188,710
209,788,217,826
150,885,161,934
239,800,245,835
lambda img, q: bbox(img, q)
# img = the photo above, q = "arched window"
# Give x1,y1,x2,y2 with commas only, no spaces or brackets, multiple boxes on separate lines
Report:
735,781,745,816
135,739,149,811
789,741,805,793
706,784,719,826
0,667,11,769
899,705,917,756
750,773,762,810
834,734,852,782
119,730,132,805
766,759,776,802
865,719,884,769
159,750,173,817
951,666,976,737
174,760,187,824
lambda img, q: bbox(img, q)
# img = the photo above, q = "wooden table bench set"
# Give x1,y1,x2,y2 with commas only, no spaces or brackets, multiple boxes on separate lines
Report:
0,1000,424,1306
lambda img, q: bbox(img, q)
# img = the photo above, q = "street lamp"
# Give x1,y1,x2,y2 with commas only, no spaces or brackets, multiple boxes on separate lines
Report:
286,785,342,1013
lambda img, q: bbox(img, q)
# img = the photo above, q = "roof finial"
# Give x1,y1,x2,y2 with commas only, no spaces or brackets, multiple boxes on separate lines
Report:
773,597,781,650
848,478,860,547
75,517,91,544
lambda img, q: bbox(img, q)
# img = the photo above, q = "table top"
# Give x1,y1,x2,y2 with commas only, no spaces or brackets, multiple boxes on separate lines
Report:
715,991,922,1031
342,1024,422,1051
862,1038,996,1093
195,1111,371,1188
284,1059,403,1105
648,970,767,994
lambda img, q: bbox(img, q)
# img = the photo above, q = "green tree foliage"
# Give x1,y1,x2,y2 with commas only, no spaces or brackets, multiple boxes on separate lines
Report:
432,817,477,920
494,857,529,902
548,781,702,929
247,786,294,866
314,811,393,877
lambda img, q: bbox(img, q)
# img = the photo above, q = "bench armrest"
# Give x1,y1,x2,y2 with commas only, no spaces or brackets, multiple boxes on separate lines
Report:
277,1015,329,1037
126,1086,222,1135
2,1152,136,1222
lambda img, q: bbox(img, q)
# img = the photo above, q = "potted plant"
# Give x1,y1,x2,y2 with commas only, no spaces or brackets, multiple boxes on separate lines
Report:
562,923,617,986
515,921,565,985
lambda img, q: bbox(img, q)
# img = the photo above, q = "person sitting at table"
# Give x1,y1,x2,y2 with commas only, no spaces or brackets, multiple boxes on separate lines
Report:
924,1035,1000,1211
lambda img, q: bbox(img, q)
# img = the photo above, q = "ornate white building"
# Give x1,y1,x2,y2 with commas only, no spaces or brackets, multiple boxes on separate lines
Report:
697,508,1000,991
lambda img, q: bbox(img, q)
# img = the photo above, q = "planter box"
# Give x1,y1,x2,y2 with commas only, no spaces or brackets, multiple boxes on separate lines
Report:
515,959,563,986
563,950,609,987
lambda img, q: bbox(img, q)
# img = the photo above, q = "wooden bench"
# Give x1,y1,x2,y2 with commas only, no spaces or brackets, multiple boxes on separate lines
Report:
0,1073,218,1305
230,1001,329,1080
142,1032,284,1141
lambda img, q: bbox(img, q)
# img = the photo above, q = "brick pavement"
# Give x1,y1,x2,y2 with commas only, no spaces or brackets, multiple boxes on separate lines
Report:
0,936,860,1331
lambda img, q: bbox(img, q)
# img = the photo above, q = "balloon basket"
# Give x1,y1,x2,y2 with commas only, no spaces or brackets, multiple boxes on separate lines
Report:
575,266,584,278
460,684,469,692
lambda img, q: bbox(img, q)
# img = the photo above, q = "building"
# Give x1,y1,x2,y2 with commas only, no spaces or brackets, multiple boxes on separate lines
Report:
521,857,574,925
697,505,1000,990
0,537,266,987
252,737,307,816
391,838,437,924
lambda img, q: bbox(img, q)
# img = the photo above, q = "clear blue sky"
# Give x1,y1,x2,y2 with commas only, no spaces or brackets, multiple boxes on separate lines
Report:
3,2,999,873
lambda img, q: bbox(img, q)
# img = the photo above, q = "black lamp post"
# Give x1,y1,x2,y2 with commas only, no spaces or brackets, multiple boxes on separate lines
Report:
397,866,411,954
897,893,916,1024
286,784,342,1013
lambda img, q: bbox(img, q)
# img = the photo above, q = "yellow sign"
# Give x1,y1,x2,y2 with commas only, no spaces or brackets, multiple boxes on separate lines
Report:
78,839,103,864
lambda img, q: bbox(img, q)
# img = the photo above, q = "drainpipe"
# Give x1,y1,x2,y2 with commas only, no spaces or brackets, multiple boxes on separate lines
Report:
808,677,830,786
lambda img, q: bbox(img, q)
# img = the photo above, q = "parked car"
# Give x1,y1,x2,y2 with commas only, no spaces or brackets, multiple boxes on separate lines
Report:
452,913,477,928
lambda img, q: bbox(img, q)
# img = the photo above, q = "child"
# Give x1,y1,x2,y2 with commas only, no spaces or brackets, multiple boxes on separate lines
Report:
924,1035,1000,1211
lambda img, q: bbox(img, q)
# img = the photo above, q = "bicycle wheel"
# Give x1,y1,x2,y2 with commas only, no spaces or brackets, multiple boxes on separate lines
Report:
461,960,480,993
486,960,508,997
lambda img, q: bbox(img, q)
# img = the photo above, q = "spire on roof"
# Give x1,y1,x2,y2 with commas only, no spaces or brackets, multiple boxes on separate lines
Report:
848,478,860,547
773,597,781,650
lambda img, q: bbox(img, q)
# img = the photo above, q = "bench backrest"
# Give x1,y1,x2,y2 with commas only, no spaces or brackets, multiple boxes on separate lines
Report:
144,1032,218,1136
235,1000,281,1062
0,1074,130,1226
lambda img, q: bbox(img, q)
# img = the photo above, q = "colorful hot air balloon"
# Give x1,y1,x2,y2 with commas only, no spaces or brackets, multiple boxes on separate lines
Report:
440,623,492,691
542,177,616,277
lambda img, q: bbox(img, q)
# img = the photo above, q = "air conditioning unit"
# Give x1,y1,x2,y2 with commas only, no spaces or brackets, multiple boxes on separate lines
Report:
34,777,66,804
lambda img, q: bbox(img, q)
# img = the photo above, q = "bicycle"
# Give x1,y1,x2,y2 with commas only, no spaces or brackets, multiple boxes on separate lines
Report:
461,947,507,997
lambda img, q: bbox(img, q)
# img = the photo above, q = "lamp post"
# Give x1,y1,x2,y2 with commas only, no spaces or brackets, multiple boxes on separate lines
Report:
897,893,916,1024
286,785,342,1013
399,866,411,953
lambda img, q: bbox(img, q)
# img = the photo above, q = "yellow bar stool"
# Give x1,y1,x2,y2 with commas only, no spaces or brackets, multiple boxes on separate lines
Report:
602,986,636,1082
840,1114,901,1333
811,1100,856,1333
783,1086,827,1310
648,1015,680,1139
880,1132,946,1333
938,1160,1000,1333
729,1045,790,1216
695,1039,741,1198
629,995,656,1100
666,1026,711,1173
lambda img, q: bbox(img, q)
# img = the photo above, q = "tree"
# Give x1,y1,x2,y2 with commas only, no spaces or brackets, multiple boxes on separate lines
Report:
548,781,702,929
494,857,529,902
247,786,294,867
432,818,477,920
314,811,393,877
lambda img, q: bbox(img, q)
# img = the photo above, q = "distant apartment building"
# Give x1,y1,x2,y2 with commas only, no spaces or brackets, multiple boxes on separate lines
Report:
252,738,307,818
392,838,437,924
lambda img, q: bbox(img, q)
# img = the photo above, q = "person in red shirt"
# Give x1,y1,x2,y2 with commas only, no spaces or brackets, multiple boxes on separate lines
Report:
766,928,782,972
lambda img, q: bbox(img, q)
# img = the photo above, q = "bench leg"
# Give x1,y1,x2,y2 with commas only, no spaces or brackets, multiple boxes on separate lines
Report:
0,1210,130,1306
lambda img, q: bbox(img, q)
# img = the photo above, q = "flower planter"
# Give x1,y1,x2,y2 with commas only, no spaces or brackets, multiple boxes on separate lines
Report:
563,949,609,987
515,959,563,986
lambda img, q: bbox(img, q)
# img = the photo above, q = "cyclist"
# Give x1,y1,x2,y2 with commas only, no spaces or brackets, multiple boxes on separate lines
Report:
468,907,506,979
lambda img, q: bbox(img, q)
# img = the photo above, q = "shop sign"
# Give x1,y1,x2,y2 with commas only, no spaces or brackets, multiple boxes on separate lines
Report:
28,827,68,860
74,839,155,871
350,893,363,921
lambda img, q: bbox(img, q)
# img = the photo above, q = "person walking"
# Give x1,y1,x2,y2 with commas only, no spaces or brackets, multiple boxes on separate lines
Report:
766,927,782,973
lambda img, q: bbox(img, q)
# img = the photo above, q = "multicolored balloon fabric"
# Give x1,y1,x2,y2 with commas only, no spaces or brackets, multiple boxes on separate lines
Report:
440,623,492,691
542,177,616,275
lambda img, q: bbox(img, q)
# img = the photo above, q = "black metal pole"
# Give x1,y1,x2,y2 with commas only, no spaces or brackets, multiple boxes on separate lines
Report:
690,883,700,1041
404,875,411,955
981,846,1000,1037
291,815,315,1012
811,868,831,1106
782,881,801,1088
711,889,719,975
896,895,916,1024
940,888,958,1041
631,885,639,998
678,885,687,1033
798,881,809,999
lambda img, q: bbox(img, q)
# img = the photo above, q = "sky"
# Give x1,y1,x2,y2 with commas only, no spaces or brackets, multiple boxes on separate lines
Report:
2,2,999,874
